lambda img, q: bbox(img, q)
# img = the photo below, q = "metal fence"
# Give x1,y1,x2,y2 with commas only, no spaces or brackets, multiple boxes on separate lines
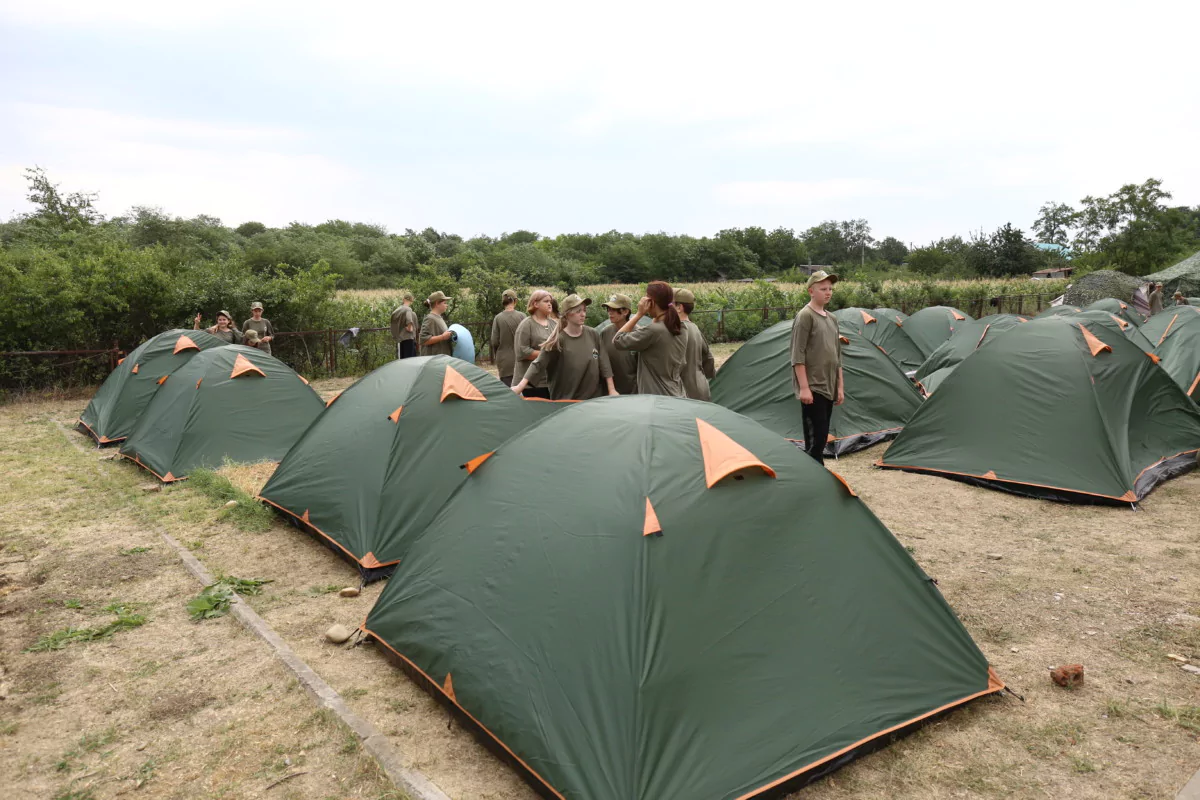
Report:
0,293,1059,388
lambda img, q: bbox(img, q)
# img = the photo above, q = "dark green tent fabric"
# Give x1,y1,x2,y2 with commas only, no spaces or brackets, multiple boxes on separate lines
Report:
871,307,908,326
915,315,1028,383
879,316,1200,503
902,306,974,357
364,396,1002,800
917,366,955,395
1072,310,1156,353
118,345,323,482
1143,306,1200,398
77,329,228,445
1085,298,1142,327
1035,304,1082,318
258,355,562,578
834,307,925,371
710,319,922,455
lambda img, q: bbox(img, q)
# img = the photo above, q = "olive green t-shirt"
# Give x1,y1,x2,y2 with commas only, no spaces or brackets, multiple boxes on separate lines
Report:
681,320,715,402
419,313,453,357
241,318,275,356
790,304,842,401
599,324,638,395
613,319,687,397
206,326,243,345
390,305,417,343
524,326,613,401
512,316,556,387
490,309,527,379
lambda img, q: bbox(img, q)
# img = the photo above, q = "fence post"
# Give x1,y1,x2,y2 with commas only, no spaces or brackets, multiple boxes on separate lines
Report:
717,311,725,342
110,339,120,371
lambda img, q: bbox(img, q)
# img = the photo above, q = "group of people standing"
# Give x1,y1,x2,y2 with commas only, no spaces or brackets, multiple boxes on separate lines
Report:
1147,282,1191,314
390,282,717,403
193,303,276,354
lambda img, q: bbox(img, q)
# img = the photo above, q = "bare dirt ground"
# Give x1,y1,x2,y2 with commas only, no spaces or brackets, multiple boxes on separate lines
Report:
2,365,1198,800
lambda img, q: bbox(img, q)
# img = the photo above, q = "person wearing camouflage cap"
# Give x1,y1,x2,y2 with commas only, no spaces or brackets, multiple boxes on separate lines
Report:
419,291,454,357
600,293,638,395
242,302,275,356
490,289,527,385
512,295,616,400
791,271,844,465
673,288,715,401
194,309,243,344
241,328,262,348
391,291,418,360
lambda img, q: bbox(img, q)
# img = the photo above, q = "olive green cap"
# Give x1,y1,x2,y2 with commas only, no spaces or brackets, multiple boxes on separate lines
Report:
560,294,592,314
502,289,519,302
806,270,839,290
674,288,696,304
250,301,264,311
602,293,632,310
427,291,450,304
216,310,232,321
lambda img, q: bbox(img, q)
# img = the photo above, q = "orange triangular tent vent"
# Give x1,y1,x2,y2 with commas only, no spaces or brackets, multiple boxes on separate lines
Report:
361,551,387,569
441,365,487,402
156,375,168,385
464,451,495,474
131,363,140,374
301,509,310,523
163,472,177,482
981,470,998,480
326,391,342,408
388,406,403,423
1119,490,1137,502
443,673,456,702
1145,351,1161,365
298,374,310,385
173,335,200,354
859,310,876,324
1119,301,1128,309
643,497,662,536
839,335,850,344
195,379,203,389
1109,314,1129,330
1077,324,1111,357
230,353,266,379
952,311,966,320
695,418,776,488
117,357,125,366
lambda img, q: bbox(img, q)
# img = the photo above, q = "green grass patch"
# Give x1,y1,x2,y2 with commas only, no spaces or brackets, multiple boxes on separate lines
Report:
1153,700,1200,734
307,584,344,596
24,607,147,652
118,546,152,556
186,468,274,532
187,575,273,621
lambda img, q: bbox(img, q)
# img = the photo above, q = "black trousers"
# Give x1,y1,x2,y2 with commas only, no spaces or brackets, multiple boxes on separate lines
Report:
522,386,551,400
500,375,513,387
802,392,834,465
398,340,417,359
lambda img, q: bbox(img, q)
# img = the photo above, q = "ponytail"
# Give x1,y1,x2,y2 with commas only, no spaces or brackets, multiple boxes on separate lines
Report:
423,299,432,309
647,281,683,336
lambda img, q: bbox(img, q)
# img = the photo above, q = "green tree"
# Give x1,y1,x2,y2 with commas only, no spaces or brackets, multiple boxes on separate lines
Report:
877,236,908,265
21,167,103,229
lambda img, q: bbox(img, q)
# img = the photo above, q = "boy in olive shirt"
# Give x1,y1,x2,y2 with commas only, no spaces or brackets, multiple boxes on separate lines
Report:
489,289,527,386
390,292,418,359
790,271,844,465
242,302,275,356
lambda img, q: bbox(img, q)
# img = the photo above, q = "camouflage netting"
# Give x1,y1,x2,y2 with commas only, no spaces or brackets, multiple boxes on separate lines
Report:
1063,270,1143,307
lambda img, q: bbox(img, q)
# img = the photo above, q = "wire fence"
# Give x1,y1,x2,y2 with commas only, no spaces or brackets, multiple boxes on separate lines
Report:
1,293,1059,389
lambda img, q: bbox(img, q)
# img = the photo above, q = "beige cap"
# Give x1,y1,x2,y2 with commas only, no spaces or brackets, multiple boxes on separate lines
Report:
427,291,450,304
601,293,632,310
401,291,414,302
674,288,696,304
216,310,233,321
806,270,839,290
250,301,264,311
243,328,261,343
502,289,519,302
560,294,592,314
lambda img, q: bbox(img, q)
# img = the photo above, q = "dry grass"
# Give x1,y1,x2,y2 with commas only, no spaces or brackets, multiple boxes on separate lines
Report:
3,371,1199,800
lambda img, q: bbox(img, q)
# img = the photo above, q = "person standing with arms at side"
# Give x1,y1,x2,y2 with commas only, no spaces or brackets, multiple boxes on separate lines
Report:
613,281,687,397
241,302,275,356
390,292,418,359
490,289,526,386
512,290,557,399
674,288,715,401
1149,282,1164,315
511,295,617,400
791,271,844,466
599,293,638,395
419,291,455,357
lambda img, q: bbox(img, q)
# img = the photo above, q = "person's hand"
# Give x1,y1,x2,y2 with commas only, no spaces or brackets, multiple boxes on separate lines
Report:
835,387,845,406
636,296,653,316
262,336,273,343
530,349,540,359
799,388,814,405
194,313,202,325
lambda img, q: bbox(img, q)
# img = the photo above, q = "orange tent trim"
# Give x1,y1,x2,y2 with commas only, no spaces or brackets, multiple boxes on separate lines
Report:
173,334,200,354
464,451,494,474
361,628,568,800
325,391,342,408
695,418,776,488
1144,351,1161,364
951,311,966,321
643,497,662,536
876,459,1144,503
1077,324,1111,357
1188,372,1200,397
859,310,876,324
117,357,125,366
131,363,139,374
443,673,456,702
441,365,487,402
388,406,403,423
230,353,266,379
257,496,400,569
1156,314,1178,346
156,375,168,385
829,471,857,497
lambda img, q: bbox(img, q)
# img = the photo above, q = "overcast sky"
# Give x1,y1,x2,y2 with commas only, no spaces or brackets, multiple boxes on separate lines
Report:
2,0,1198,245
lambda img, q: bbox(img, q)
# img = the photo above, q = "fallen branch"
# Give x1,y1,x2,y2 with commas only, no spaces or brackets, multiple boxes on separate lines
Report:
266,771,308,791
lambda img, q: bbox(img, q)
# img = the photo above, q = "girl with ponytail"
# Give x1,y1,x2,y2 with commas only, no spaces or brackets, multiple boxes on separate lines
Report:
612,281,687,397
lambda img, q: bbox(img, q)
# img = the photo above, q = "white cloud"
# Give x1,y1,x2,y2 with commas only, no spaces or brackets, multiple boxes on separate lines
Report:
714,179,935,207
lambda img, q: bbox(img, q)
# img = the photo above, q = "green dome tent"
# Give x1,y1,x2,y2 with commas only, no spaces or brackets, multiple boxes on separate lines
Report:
914,314,1028,386
1035,304,1082,318
871,307,908,326
1085,298,1142,327
710,318,922,455
1072,309,1156,353
833,307,925,372
258,356,564,578
77,329,228,445
903,306,974,357
879,316,1200,503
117,346,323,482
363,396,1003,800
1143,306,1200,398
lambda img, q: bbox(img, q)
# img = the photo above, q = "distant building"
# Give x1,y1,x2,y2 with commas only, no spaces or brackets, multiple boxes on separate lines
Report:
1032,266,1074,280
